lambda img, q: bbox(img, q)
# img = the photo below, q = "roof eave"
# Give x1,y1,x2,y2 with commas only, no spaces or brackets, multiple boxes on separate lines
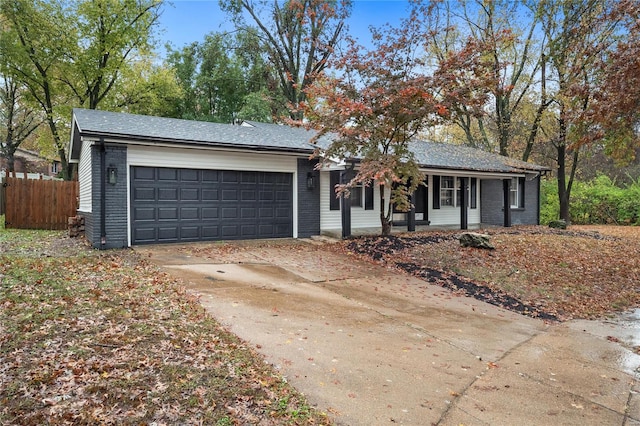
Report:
78,130,315,155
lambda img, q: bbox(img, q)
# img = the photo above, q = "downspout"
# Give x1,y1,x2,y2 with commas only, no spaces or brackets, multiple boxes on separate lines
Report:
536,172,543,225
100,138,106,247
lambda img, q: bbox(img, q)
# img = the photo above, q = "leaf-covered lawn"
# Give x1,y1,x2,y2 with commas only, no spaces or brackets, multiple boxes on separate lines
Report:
344,225,640,321
0,226,329,425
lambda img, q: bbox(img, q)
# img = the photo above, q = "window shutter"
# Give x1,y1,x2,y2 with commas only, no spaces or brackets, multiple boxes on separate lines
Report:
432,175,440,209
364,185,374,210
519,177,525,208
470,178,477,209
329,170,340,211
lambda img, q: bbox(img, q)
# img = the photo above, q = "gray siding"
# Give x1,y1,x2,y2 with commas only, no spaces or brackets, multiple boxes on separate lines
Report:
481,177,540,226
297,158,320,237
88,144,128,249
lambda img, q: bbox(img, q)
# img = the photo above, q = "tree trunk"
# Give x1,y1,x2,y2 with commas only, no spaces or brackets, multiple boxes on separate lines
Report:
381,218,392,236
6,153,15,172
379,184,392,236
557,114,570,223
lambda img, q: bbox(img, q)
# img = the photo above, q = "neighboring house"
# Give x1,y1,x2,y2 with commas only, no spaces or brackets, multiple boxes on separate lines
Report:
69,108,549,249
0,145,61,177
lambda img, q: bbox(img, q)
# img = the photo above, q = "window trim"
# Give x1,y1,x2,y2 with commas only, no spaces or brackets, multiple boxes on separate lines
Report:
508,177,526,209
440,176,456,207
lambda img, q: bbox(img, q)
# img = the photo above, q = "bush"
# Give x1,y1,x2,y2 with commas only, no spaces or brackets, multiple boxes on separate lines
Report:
540,178,559,225
540,175,640,225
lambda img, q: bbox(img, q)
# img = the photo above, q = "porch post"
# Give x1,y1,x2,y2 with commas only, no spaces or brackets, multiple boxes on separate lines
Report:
460,177,468,230
407,191,416,232
503,178,512,227
340,170,351,238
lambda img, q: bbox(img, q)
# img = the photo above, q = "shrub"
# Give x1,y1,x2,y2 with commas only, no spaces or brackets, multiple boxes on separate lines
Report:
540,175,640,225
540,178,559,225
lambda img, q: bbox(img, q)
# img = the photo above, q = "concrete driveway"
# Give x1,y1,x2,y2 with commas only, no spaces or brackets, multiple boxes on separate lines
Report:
136,239,640,425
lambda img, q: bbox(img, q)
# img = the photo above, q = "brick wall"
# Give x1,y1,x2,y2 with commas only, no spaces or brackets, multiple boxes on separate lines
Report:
480,177,540,226
297,158,321,237
89,144,128,249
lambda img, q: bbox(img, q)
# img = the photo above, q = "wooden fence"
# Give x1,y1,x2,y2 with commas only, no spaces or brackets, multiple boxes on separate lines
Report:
0,176,5,216
4,176,78,230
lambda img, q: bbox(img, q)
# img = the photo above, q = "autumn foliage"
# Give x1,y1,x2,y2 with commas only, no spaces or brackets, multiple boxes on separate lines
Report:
585,0,640,163
302,4,492,235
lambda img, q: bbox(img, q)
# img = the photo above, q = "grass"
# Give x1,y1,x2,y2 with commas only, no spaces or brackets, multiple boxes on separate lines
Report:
0,219,330,425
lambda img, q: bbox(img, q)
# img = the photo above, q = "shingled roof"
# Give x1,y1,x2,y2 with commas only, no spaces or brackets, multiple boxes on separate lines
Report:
70,109,548,174
70,109,316,160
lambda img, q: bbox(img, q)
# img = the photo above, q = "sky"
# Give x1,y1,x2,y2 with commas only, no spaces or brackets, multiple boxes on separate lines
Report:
157,0,412,53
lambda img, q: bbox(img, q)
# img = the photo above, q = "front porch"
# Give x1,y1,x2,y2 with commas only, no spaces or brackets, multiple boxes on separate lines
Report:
320,223,486,239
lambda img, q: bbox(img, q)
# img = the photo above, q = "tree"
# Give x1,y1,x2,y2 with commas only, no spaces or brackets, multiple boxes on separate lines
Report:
106,57,182,118
0,0,73,179
426,0,550,162
0,0,164,180
303,7,489,235
0,75,42,172
221,0,351,120
60,0,163,110
583,0,640,165
166,30,282,122
538,0,625,222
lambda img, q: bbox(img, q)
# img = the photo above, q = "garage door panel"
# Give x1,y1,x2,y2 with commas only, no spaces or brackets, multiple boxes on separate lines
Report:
180,207,199,220
181,169,198,181
158,207,178,220
134,187,155,200
134,207,156,221
222,189,238,201
134,167,155,180
202,226,219,238
158,168,178,181
180,226,200,239
221,207,237,218
134,227,156,242
221,224,239,237
242,172,257,183
158,227,178,241
276,207,291,218
180,188,199,201
131,166,293,244
202,189,218,201
241,224,257,236
241,207,257,218
222,171,238,183
241,190,257,201
158,187,178,201
202,170,218,182
202,207,218,219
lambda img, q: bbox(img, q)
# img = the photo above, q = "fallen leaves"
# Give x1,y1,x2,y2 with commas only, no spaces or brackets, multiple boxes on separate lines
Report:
0,233,329,425
342,225,640,320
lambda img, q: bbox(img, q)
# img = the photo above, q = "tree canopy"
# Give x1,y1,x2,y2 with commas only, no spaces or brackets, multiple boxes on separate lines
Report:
303,5,491,235
220,0,352,120
0,0,167,179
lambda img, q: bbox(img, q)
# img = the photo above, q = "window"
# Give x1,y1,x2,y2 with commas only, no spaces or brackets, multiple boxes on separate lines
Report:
510,177,525,208
470,178,477,209
51,162,59,175
350,186,363,207
440,176,455,207
329,170,340,210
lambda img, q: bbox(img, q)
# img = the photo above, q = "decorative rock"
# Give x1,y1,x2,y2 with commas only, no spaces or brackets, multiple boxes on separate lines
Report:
548,219,567,229
459,232,494,250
